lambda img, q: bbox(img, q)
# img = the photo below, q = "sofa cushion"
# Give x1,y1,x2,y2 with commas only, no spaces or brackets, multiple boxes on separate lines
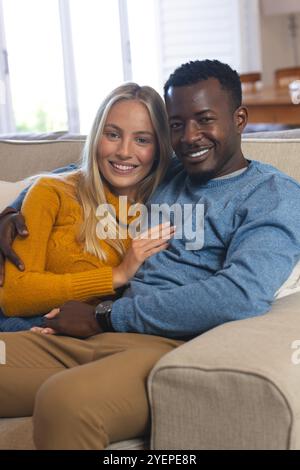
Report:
0,140,85,182
241,138,300,182
243,129,300,139
0,179,29,211
275,260,300,299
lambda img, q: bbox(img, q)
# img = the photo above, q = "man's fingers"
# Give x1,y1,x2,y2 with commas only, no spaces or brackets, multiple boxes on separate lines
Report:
0,251,4,286
2,247,25,271
14,214,29,237
43,317,60,330
44,308,60,319
4,248,25,271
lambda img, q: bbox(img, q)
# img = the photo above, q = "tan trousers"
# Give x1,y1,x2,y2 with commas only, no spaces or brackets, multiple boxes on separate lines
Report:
0,330,183,450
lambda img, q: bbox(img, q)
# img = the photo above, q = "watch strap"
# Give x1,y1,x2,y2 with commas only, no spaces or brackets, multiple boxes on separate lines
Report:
94,303,114,332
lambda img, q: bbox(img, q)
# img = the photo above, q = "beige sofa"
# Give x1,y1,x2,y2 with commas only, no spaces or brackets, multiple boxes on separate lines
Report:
1,134,300,450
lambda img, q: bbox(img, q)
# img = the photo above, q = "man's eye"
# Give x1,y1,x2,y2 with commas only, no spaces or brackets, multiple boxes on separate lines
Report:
170,122,182,130
199,118,213,124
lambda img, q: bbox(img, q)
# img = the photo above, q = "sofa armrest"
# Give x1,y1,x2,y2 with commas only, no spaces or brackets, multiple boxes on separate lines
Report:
148,293,300,450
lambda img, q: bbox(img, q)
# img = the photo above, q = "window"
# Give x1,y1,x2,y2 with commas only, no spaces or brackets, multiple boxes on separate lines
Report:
2,0,68,132
69,0,125,133
0,0,257,135
1,0,130,134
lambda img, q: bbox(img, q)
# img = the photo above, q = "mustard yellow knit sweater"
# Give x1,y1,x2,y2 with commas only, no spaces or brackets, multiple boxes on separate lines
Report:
0,176,132,317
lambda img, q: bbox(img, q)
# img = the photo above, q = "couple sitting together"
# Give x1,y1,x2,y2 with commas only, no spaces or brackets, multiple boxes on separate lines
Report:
0,59,300,450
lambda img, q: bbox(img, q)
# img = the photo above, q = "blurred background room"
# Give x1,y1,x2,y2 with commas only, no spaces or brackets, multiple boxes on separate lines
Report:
0,0,300,136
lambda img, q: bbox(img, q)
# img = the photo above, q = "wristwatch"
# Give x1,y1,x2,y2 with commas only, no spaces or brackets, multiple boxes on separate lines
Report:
94,300,115,332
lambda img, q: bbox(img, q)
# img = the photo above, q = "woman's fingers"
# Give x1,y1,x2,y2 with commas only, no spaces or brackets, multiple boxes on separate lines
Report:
44,307,60,318
41,327,56,335
145,243,169,257
137,222,174,240
30,326,56,335
138,225,176,243
137,227,175,250
30,327,44,333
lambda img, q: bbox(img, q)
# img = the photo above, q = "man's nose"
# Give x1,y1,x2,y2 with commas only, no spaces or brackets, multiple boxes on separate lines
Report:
181,120,202,145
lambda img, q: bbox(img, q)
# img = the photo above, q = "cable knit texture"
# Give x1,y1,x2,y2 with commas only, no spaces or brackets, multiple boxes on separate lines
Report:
0,176,132,316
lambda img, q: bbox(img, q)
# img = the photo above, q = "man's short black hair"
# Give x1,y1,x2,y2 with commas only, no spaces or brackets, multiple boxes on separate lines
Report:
164,59,242,111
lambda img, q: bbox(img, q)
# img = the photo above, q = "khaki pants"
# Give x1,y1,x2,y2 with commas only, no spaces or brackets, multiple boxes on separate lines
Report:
0,331,183,450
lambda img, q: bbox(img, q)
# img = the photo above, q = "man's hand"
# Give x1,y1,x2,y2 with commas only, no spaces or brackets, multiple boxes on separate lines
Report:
0,209,29,286
31,301,103,338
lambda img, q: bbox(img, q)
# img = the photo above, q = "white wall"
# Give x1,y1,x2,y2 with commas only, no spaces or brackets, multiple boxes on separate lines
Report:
259,4,300,84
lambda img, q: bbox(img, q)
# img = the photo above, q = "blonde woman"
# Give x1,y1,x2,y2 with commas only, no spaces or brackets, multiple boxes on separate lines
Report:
0,83,174,331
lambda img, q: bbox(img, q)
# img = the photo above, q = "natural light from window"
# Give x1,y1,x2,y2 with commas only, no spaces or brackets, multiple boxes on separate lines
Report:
69,0,124,133
2,0,162,134
3,0,67,132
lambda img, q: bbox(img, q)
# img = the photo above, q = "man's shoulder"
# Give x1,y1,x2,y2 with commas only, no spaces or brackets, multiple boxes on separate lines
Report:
247,159,300,190
236,160,300,217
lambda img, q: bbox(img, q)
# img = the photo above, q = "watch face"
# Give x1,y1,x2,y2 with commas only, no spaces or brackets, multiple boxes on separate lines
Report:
96,300,113,315
95,300,114,332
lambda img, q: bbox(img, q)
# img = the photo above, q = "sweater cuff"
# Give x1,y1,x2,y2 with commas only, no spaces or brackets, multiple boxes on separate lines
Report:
70,267,114,300
110,297,132,332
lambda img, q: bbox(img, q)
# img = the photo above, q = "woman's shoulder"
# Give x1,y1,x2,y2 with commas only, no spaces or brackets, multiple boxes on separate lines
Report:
25,173,80,206
33,172,79,192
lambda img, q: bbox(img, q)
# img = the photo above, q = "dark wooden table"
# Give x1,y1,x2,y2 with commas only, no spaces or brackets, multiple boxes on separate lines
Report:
243,86,300,124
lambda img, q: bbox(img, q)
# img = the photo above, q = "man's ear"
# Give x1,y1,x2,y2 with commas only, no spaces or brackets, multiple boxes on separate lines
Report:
234,106,248,134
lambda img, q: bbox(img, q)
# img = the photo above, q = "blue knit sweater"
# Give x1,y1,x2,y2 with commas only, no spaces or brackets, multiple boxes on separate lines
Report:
111,160,300,338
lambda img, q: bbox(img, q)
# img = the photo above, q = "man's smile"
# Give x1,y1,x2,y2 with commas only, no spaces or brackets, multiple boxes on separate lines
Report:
183,145,214,163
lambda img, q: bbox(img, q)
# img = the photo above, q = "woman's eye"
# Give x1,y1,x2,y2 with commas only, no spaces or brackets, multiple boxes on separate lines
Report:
106,132,119,140
136,137,151,144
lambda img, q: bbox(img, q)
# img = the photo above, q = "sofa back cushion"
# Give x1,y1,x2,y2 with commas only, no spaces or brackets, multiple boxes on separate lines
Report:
0,179,30,211
1,137,300,183
0,140,85,182
241,138,300,182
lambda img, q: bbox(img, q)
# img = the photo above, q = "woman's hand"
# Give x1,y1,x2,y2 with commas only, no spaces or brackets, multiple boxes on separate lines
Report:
112,222,175,289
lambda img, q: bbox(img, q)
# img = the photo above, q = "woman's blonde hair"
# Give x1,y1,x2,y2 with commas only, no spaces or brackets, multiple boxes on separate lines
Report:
73,82,172,262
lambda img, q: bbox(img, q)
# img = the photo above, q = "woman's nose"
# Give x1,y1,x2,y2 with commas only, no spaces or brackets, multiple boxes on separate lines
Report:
116,138,132,158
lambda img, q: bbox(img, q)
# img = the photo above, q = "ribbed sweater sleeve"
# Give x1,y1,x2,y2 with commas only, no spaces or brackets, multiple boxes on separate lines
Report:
0,177,114,316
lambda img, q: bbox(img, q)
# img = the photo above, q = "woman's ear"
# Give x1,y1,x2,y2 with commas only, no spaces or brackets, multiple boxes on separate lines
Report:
234,106,248,134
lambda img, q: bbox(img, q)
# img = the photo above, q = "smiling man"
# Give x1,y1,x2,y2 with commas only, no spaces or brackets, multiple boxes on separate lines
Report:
1,60,300,450
165,65,248,182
